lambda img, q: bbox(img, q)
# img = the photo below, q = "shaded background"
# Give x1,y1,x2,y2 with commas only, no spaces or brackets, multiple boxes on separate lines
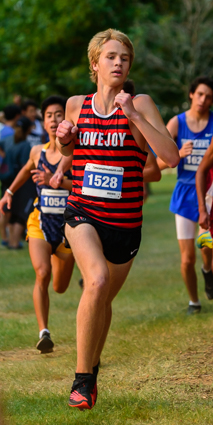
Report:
1,0,213,120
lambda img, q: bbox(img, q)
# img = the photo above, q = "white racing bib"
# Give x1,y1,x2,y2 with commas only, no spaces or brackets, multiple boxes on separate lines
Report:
82,163,124,199
182,138,210,172
183,148,205,171
40,189,69,214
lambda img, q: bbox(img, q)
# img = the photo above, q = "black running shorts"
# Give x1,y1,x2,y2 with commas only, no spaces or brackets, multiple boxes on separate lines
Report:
63,207,141,265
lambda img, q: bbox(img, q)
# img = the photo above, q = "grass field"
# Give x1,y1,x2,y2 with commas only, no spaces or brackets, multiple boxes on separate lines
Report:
0,173,213,425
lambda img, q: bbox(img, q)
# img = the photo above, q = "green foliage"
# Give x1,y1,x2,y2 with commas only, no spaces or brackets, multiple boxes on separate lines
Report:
1,0,213,119
130,0,213,120
0,0,137,107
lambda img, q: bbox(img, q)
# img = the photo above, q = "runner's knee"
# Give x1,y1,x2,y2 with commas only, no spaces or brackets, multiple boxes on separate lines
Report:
181,254,196,268
35,265,51,286
52,278,69,294
85,270,110,301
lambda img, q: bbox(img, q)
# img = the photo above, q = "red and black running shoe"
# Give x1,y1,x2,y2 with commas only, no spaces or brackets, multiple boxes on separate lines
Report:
91,381,97,406
68,373,96,410
91,361,100,406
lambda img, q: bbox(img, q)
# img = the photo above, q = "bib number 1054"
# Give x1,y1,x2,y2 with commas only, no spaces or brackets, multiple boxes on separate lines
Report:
40,189,69,214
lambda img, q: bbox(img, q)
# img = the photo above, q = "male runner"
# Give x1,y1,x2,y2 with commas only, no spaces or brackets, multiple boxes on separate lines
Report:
56,28,179,410
0,96,74,353
157,76,213,314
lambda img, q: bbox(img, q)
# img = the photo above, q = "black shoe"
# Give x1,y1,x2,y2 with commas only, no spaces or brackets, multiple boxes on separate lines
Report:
201,268,213,300
79,278,84,289
187,304,201,315
93,360,100,377
92,360,100,406
68,373,96,410
36,331,54,353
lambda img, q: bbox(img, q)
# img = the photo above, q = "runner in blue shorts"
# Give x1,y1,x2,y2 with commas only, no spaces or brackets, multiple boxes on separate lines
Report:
158,76,213,314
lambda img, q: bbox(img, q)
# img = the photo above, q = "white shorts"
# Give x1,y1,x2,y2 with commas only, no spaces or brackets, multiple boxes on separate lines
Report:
175,187,213,240
175,214,197,240
205,193,213,215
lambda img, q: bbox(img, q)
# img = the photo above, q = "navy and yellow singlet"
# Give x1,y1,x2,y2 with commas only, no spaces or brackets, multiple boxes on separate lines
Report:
27,142,72,253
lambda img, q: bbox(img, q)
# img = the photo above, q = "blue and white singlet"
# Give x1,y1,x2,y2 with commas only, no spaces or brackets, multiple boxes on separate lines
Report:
170,111,213,222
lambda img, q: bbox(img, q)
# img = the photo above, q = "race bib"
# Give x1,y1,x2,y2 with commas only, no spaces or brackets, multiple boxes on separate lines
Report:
82,163,124,199
183,148,205,171
182,138,210,171
40,189,69,214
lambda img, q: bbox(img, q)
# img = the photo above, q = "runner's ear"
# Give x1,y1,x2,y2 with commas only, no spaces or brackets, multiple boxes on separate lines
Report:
92,63,98,72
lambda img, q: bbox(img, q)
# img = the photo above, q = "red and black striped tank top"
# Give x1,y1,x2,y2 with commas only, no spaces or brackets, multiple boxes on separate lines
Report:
67,93,147,229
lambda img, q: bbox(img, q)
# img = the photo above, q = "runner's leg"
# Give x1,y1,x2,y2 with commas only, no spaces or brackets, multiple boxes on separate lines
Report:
178,238,198,302
92,258,133,367
175,214,198,303
51,250,75,294
65,222,110,374
29,237,52,331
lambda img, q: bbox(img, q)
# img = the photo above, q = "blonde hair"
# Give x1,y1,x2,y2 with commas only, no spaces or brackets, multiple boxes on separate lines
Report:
88,28,134,84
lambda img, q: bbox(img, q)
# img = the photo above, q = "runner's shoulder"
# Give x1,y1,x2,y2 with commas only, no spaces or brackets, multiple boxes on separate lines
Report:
133,94,152,107
166,115,179,139
66,95,87,113
133,94,159,116
30,144,43,160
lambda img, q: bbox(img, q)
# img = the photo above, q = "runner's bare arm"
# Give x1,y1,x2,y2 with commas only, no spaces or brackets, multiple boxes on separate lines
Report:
157,116,178,170
157,116,193,170
44,170,73,191
114,91,180,168
143,145,161,182
196,138,213,229
49,155,73,188
56,96,85,156
57,175,72,191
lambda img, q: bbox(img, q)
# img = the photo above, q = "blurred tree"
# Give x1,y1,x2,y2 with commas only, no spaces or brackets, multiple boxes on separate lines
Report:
0,0,136,108
138,0,181,14
1,0,213,120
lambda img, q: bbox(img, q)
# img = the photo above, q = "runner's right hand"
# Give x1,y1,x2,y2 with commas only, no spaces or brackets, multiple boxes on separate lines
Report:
179,141,193,158
198,210,210,230
56,120,78,145
0,192,12,214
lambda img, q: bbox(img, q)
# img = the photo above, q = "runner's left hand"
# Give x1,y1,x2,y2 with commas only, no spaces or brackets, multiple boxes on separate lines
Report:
31,164,53,186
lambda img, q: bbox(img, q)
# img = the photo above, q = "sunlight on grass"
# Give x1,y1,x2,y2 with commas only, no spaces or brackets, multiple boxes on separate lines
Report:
1,174,213,425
